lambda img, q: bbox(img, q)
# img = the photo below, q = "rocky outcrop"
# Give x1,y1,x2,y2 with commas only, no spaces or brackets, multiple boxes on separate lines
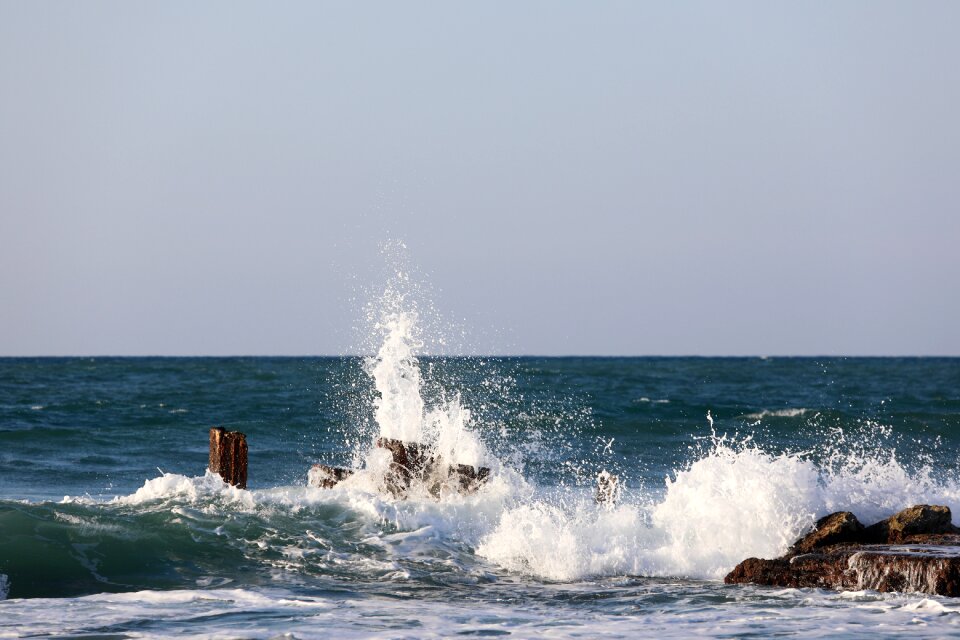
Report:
376,437,491,498
864,504,956,543
726,505,960,596
307,438,491,498
788,511,865,554
595,470,620,506
308,464,354,489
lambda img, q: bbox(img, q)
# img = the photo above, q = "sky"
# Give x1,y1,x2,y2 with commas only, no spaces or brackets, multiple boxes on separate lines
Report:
1,1,958,356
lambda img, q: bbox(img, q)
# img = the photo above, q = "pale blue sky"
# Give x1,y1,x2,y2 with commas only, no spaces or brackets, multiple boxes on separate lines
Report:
1,2,957,355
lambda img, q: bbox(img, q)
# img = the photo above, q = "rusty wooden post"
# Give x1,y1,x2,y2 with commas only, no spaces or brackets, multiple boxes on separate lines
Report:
209,427,248,488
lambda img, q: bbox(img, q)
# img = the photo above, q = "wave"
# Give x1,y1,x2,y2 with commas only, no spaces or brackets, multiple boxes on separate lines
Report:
5,430,959,600
739,408,811,420
4,274,957,600
478,436,960,581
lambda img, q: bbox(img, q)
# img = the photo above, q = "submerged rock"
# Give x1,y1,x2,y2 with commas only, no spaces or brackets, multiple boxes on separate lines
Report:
726,505,960,596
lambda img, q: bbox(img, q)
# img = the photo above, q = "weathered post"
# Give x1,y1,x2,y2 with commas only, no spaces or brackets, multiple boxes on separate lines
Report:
209,427,248,489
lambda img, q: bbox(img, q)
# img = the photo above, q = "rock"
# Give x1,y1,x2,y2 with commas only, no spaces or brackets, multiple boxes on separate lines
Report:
208,427,248,489
595,470,620,506
306,438,492,498
789,511,865,554
726,540,960,596
453,464,491,494
726,504,960,597
865,505,957,543
308,464,354,489
376,437,430,496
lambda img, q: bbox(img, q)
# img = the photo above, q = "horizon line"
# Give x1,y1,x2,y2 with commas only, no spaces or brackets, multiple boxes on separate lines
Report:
1,353,958,359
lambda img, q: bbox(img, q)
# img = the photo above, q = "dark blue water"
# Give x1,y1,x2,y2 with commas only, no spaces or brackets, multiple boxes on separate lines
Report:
2,356,960,637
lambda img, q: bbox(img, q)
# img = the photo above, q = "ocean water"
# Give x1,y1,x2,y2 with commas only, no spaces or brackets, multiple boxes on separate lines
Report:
2,316,960,637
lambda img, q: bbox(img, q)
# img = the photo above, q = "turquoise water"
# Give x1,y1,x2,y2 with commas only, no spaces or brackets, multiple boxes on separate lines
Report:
2,355,960,637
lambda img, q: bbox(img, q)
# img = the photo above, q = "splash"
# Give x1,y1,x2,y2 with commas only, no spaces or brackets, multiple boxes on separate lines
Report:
477,433,960,582
367,310,426,444
363,308,490,469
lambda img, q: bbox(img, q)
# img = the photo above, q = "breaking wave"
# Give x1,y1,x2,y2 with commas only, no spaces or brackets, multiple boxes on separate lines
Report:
6,294,958,600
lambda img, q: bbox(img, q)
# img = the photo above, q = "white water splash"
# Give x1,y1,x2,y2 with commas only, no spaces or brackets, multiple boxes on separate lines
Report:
361,272,491,468
367,310,426,443
477,435,960,582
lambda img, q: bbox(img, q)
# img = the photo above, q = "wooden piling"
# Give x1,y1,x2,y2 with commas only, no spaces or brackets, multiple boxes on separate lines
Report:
209,427,248,489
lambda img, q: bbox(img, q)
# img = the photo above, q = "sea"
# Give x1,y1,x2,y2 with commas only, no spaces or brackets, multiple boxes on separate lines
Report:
2,310,960,638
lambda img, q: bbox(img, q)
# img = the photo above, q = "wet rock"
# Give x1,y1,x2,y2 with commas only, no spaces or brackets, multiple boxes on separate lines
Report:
595,470,620,506
726,541,960,596
308,464,354,489
453,464,491,494
376,437,428,495
308,438,491,498
865,505,958,543
789,511,865,554
726,505,960,596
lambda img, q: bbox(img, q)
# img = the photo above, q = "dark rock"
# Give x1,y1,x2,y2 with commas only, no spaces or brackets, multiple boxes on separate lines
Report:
308,464,354,489
453,464,491,494
376,437,429,496
595,470,620,506
208,427,248,489
726,540,960,596
309,439,491,498
726,504,960,597
865,505,958,543
790,511,865,554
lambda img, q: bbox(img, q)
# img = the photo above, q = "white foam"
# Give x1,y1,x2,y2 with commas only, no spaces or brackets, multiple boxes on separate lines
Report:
740,408,810,420
115,470,255,508
902,598,960,613
4,584,960,639
651,444,821,577
477,436,960,582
